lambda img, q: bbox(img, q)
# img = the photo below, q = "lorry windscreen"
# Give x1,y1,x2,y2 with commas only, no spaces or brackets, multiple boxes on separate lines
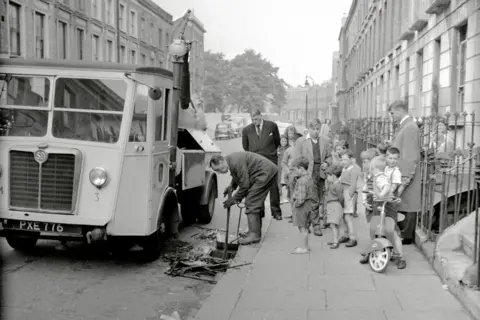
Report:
0,75,50,137
52,77,127,143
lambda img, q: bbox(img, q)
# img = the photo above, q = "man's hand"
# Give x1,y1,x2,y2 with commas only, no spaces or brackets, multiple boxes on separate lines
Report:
223,186,232,198
223,198,237,209
320,162,328,170
363,201,372,211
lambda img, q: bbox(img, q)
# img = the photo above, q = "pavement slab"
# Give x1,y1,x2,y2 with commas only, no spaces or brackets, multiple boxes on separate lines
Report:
194,203,473,320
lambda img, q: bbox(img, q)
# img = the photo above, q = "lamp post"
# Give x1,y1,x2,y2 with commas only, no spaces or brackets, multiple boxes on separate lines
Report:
305,76,317,120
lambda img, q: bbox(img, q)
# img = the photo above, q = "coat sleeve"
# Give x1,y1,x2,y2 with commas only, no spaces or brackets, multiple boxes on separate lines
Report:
324,138,333,165
242,127,249,151
272,122,281,149
399,125,421,180
232,162,250,203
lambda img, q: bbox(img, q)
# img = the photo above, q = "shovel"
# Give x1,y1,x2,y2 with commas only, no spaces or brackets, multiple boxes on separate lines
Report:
216,194,244,255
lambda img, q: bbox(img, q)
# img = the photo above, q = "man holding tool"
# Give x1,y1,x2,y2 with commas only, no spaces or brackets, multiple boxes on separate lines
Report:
210,151,279,245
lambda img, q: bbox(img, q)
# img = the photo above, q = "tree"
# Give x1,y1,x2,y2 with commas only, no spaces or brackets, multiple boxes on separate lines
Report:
202,51,230,112
226,49,287,113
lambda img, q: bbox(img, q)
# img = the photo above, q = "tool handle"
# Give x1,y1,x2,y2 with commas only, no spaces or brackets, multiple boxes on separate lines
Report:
223,189,233,260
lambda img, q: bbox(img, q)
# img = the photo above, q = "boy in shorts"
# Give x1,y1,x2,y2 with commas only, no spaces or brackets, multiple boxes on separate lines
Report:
338,150,362,247
324,165,345,249
291,157,319,254
385,147,405,197
360,156,406,269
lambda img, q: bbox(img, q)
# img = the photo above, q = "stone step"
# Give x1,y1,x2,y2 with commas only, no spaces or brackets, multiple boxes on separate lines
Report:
462,232,477,262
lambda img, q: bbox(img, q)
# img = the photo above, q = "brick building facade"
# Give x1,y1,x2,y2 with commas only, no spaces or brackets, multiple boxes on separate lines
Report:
337,0,480,121
1,0,172,67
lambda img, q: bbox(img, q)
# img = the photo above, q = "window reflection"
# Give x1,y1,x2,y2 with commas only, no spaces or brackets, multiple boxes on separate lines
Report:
129,84,148,142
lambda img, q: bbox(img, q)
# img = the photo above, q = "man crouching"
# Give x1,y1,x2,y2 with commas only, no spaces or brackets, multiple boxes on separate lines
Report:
210,152,279,245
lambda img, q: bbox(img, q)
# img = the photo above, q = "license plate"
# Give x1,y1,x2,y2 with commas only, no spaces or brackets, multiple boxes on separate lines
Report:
2,220,82,234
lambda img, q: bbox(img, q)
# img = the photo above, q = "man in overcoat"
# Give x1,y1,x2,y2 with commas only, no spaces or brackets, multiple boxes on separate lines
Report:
242,109,282,220
389,100,422,245
210,152,278,245
293,118,332,236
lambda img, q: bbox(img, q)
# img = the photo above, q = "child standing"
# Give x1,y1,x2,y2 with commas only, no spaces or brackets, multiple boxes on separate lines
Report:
291,157,319,254
385,147,405,197
338,150,362,247
325,165,345,249
282,136,298,219
360,156,407,269
277,135,289,203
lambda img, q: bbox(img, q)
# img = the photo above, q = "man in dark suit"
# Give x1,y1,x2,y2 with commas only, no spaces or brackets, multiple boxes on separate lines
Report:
241,109,282,220
210,152,278,245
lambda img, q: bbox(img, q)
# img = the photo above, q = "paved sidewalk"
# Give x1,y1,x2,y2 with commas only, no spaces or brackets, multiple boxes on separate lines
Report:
194,206,473,320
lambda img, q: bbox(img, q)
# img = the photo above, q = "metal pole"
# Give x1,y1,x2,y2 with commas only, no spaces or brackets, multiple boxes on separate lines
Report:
116,0,121,63
169,56,183,187
305,92,308,127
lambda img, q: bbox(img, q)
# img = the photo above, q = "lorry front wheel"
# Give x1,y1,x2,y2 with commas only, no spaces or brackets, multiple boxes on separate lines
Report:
5,231,39,252
198,181,217,224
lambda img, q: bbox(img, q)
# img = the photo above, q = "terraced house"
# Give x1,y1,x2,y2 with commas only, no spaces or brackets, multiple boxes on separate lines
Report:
337,0,480,122
0,0,173,67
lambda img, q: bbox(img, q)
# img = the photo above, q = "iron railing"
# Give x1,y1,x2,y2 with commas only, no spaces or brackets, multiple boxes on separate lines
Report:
345,112,480,287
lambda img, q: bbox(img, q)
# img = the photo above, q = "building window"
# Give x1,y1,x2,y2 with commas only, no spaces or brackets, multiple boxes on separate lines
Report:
141,53,146,65
140,17,145,41
457,24,468,112
76,28,84,60
9,2,21,56
78,0,85,12
106,0,114,25
158,28,163,47
91,0,101,20
129,11,137,36
120,45,126,63
151,57,155,66
58,21,68,59
107,40,113,62
119,4,126,31
150,22,154,44
131,49,136,63
92,35,100,61
35,12,45,59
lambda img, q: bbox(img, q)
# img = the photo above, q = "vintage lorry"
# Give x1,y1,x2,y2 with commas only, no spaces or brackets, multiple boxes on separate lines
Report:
0,50,220,259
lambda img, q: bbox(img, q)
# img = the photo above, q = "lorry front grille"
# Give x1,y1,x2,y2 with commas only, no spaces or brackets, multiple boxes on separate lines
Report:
9,150,76,212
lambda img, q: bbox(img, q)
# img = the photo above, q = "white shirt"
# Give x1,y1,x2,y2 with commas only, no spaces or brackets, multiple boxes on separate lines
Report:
385,166,402,185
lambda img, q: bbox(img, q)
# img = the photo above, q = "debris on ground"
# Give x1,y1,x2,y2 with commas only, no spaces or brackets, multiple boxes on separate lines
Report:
163,238,251,284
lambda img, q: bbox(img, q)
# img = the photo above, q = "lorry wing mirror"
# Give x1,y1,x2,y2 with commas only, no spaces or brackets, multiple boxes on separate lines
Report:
148,87,162,101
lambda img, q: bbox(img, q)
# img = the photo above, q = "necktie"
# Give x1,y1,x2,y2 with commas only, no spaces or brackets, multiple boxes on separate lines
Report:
256,125,261,136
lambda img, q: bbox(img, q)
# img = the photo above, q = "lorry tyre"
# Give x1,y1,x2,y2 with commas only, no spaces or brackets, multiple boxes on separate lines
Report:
5,231,39,251
180,190,200,226
198,180,216,224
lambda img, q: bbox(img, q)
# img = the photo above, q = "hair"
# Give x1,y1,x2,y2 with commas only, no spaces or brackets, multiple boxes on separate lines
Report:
284,125,299,141
291,156,309,170
387,147,400,155
342,149,354,159
360,148,377,161
251,109,262,117
209,155,225,167
388,100,408,112
280,134,288,141
326,164,343,178
370,156,387,171
377,141,391,154
335,140,349,150
308,118,322,129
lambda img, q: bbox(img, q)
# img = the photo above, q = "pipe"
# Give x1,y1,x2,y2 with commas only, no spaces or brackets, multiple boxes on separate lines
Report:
116,0,121,63
169,55,183,187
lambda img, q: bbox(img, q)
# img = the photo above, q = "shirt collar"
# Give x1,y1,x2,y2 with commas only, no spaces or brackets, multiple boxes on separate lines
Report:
399,115,410,125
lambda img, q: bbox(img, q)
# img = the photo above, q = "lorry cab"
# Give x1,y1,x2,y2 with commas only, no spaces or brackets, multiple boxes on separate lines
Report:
0,59,219,258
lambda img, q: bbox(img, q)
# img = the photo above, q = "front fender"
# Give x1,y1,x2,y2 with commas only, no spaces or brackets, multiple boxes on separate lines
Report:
200,170,217,205
368,238,393,253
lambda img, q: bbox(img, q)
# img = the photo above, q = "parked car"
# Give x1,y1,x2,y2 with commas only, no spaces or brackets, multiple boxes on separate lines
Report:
214,122,235,140
229,117,247,137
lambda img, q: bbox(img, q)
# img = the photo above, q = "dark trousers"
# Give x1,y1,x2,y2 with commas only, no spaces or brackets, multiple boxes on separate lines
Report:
245,173,278,218
310,164,325,226
266,157,282,217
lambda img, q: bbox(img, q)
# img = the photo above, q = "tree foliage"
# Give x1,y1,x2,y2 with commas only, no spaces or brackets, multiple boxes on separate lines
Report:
202,49,287,113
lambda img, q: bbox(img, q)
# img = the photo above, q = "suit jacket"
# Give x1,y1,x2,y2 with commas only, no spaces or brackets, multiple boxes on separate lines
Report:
226,151,278,203
392,116,422,212
242,120,280,162
293,135,332,179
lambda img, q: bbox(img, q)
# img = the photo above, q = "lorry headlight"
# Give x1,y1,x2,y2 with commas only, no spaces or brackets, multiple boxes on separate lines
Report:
89,167,108,188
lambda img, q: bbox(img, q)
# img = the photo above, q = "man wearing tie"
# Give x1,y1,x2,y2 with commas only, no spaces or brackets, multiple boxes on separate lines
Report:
242,109,282,220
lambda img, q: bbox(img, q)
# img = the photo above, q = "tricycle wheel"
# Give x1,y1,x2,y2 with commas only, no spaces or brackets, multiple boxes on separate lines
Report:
5,231,39,252
369,248,392,273
198,180,216,224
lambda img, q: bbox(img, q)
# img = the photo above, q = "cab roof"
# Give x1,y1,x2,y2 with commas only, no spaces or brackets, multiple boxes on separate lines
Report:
0,58,173,78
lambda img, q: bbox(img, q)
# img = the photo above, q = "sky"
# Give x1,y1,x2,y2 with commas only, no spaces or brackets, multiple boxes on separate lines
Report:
153,0,352,87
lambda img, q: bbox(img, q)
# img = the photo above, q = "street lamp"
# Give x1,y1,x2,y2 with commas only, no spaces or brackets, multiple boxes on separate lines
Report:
305,75,318,122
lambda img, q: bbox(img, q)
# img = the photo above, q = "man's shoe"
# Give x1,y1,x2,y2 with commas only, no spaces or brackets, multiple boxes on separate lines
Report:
345,239,357,247
397,258,407,269
313,226,323,236
273,215,283,221
359,253,369,264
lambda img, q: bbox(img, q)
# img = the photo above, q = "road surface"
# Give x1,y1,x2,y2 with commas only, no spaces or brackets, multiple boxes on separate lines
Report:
1,136,245,320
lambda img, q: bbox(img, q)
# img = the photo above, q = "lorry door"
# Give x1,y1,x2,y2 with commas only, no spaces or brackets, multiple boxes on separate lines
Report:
149,87,170,232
